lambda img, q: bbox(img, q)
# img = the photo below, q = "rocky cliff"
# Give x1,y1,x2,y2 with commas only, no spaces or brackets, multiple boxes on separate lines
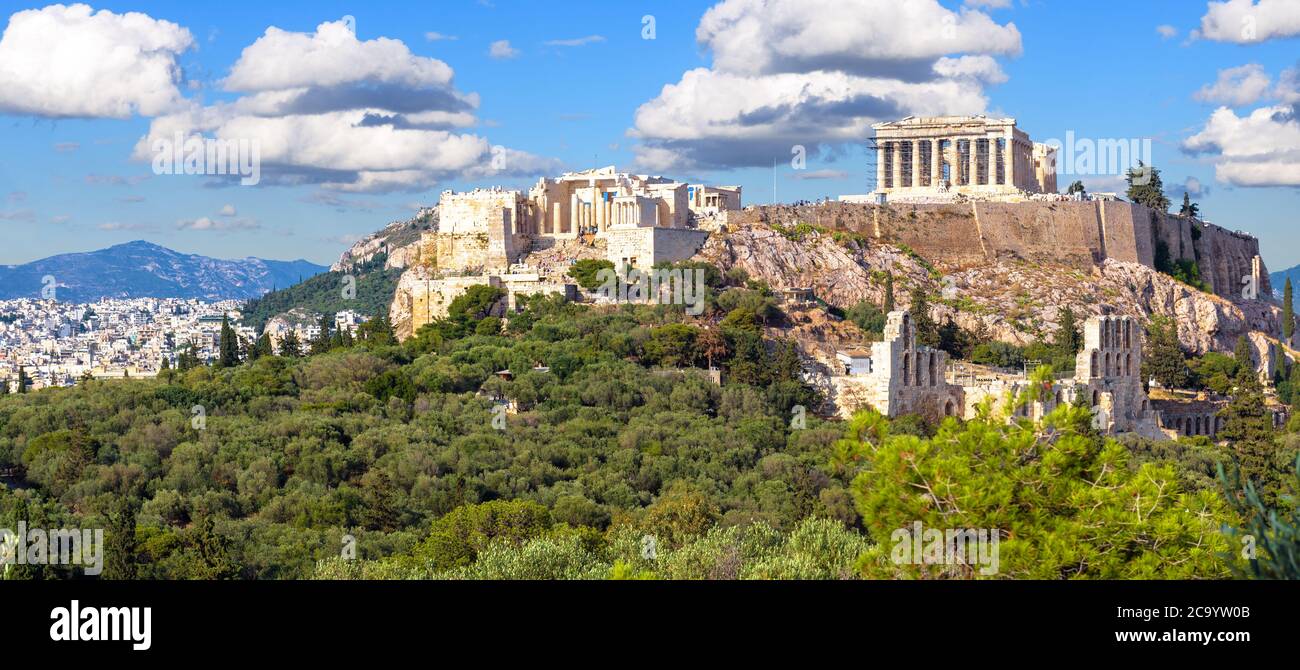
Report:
696,222,1294,372
725,200,1271,301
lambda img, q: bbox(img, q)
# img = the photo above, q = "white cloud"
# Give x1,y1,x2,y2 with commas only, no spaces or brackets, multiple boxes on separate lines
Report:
544,35,605,47
630,0,1020,170
176,216,260,231
964,0,1013,7
425,31,458,41
224,20,455,93
0,3,193,118
1194,63,1272,106
489,39,519,59
1156,24,1178,39
218,204,237,216
1197,0,1300,43
131,20,556,193
1184,106,1300,186
1275,65,1300,104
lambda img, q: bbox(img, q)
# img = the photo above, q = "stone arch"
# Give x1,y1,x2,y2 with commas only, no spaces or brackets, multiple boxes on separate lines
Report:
902,353,910,386
944,399,956,417
1091,351,1100,377
1104,352,1112,377
1092,390,1100,407
929,352,938,387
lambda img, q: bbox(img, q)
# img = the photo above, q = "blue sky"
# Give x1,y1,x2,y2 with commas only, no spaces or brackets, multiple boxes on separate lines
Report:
1,0,1298,272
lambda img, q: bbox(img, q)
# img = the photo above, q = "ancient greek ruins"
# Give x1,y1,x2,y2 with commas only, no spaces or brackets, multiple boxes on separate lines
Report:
871,115,1058,200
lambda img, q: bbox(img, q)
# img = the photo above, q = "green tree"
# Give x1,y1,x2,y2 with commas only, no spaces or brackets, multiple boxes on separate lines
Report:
217,315,240,367
908,288,938,348
567,259,616,291
411,500,553,572
310,314,332,355
1220,456,1300,579
847,300,886,336
1179,192,1200,218
849,405,1233,578
1144,316,1191,389
1125,160,1170,212
1233,335,1255,378
1055,306,1083,358
16,366,28,394
103,498,139,580
448,285,507,322
278,330,302,358
882,272,895,313
1066,180,1085,196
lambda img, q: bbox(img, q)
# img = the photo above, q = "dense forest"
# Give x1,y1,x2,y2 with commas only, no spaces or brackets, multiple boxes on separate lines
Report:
1,261,1297,579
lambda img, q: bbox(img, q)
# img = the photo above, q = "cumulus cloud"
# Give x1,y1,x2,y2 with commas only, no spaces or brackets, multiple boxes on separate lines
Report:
488,39,519,59
132,19,556,193
630,0,1021,170
1194,64,1272,106
1183,106,1300,186
1197,0,1300,43
1156,24,1178,39
0,3,193,118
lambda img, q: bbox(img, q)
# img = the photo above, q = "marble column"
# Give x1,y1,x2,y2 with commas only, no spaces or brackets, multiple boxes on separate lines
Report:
932,137,944,187
912,140,924,188
890,142,903,190
876,143,886,192
967,139,977,187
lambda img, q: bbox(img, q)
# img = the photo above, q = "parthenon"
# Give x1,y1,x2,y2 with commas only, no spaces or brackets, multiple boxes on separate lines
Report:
872,116,1057,200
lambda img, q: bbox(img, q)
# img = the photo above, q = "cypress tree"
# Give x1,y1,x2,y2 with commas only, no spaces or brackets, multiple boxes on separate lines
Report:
218,315,240,367
882,273,895,313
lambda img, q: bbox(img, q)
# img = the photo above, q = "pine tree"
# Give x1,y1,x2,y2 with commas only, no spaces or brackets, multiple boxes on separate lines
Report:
310,314,332,355
1125,160,1170,212
278,331,302,358
1143,316,1190,389
218,315,240,368
1234,335,1255,380
103,498,139,580
908,288,938,348
1055,306,1083,357
1284,277,1294,343
882,273,895,313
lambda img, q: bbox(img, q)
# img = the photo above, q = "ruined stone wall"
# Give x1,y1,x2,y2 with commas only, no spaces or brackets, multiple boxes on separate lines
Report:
605,227,710,270
728,201,1268,301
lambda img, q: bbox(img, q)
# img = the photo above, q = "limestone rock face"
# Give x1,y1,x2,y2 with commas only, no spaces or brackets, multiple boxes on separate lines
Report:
331,211,435,272
694,223,1292,377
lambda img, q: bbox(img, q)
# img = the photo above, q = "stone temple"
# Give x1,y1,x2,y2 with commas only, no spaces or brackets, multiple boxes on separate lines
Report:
834,310,1168,439
871,115,1058,201
390,166,741,339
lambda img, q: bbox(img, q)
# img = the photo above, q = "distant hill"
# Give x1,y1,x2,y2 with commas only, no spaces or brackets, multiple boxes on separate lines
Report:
1270,265,1300,308
0,240,327,303
240,252,403,332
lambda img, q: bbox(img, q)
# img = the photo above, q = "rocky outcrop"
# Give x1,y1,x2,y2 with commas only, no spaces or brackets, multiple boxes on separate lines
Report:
331,210,435,272
694,223,1292,373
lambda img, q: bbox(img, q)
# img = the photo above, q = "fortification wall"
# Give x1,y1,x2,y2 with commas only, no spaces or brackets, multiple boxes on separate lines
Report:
728,201,1267,301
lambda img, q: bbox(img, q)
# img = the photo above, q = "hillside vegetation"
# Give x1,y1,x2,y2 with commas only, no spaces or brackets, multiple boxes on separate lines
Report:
3,262,1294,580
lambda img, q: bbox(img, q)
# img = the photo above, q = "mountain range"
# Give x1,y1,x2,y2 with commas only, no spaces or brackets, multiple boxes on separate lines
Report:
0,241,327,303
1271,264,1300,308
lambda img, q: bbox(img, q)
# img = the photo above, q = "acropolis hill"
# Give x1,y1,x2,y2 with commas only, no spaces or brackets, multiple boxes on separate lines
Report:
348,115,1296,434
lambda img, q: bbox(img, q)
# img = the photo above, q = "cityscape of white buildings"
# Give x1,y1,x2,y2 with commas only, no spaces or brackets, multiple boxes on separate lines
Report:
0,298,370,390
